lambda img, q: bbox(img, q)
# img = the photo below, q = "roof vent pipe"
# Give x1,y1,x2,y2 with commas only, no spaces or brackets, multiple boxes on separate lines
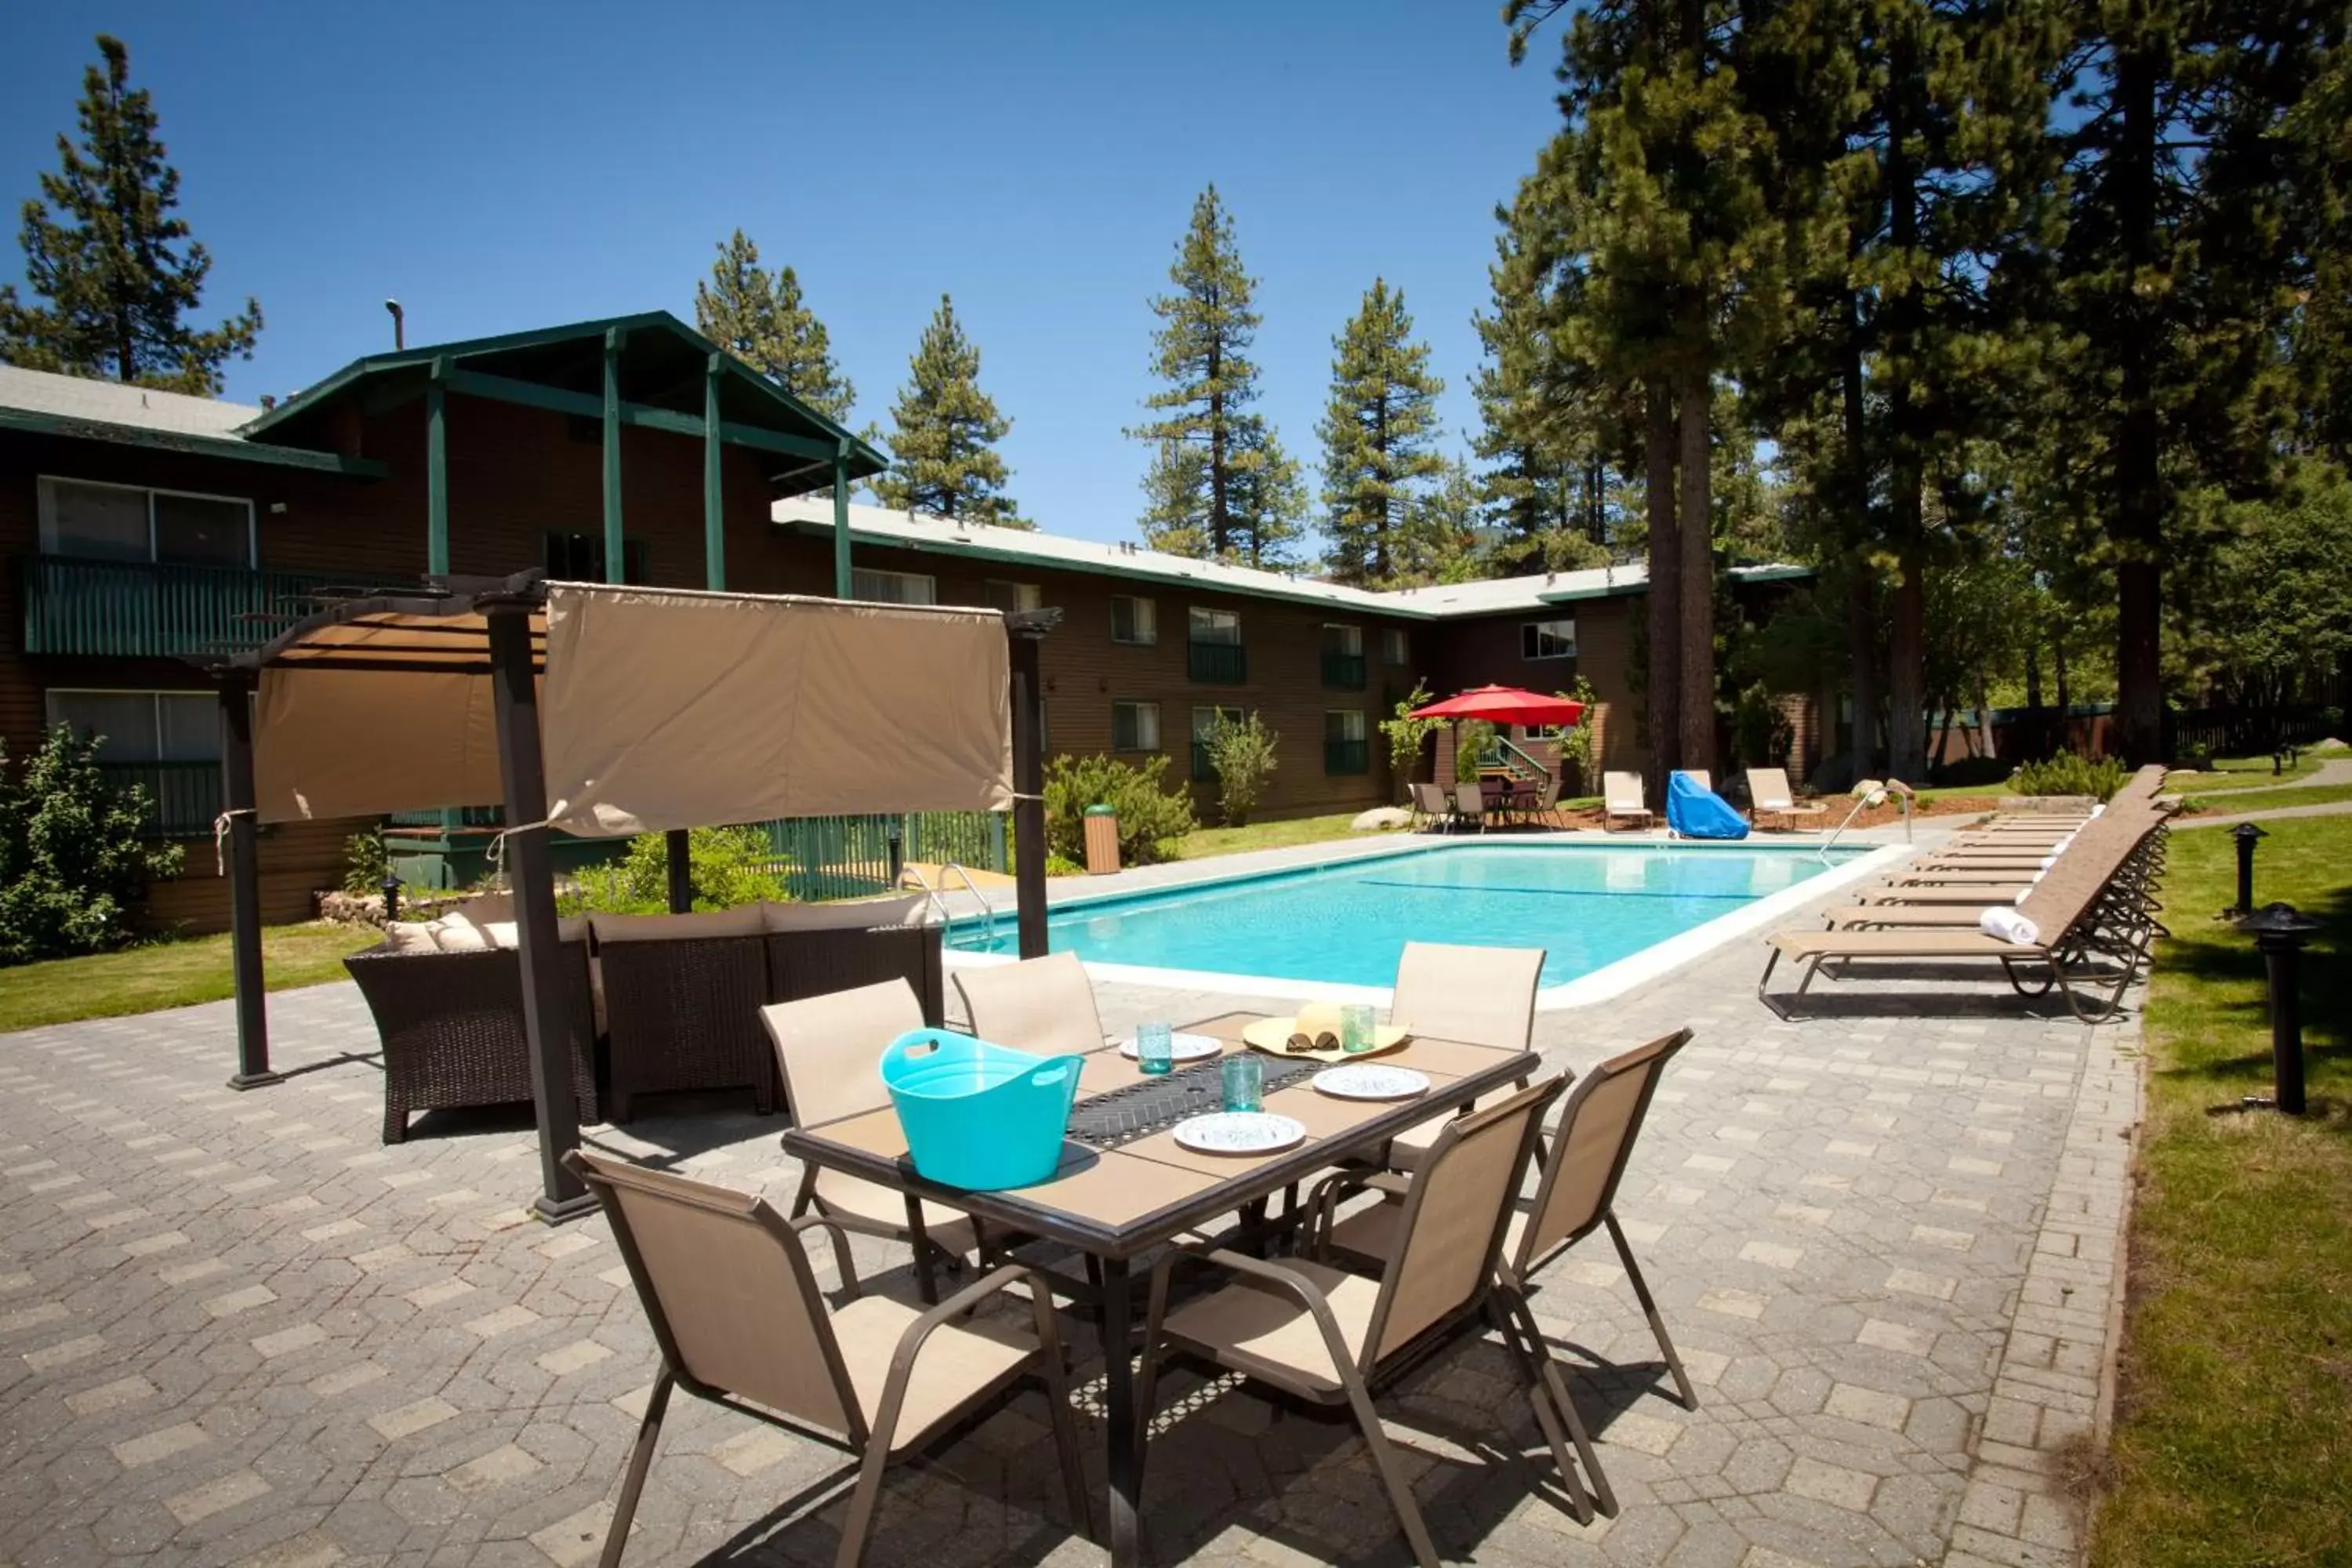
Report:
384,299,405,350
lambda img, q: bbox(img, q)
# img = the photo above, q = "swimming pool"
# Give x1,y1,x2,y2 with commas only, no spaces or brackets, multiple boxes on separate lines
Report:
947,840,1882,996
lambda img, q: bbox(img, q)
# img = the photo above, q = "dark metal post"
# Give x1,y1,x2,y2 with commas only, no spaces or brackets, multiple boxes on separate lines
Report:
887,819,906,887
2242,903,2323,1116
219,671,278,1090
1006,608,1061,959
381,874,401,924
486,605,593,1222
665,828,693,913
2231,822,2267,916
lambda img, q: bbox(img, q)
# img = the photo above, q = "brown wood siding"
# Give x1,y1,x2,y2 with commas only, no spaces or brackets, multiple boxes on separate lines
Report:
1426,597,1650,777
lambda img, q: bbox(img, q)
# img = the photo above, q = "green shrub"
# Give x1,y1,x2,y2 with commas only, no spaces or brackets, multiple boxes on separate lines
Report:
1042,753,1196,866
1553,676,1601,780
1454,719,1495,782
1203,711,1280,826
557,826,793,916
1379,683,1443,800
342,826,393,895
1046,852,1086,877
0,728,184,965
2010,750,2129,800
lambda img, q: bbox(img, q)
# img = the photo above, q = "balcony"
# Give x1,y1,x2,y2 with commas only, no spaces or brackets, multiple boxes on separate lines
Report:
1321,652,1367,691
1188,641,1247,684
1323,739,1370,776
99,760,222,838
21,555,409,659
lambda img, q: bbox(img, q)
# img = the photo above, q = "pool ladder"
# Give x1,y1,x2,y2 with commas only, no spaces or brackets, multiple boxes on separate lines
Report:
1817,779,1914,863
900,862,998,948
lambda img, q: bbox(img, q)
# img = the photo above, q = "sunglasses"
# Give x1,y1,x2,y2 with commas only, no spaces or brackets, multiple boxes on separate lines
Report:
1285,1031,1341,1054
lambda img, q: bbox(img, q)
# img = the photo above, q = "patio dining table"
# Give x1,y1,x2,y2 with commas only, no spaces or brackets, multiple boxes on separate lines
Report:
780,1009,1540,1566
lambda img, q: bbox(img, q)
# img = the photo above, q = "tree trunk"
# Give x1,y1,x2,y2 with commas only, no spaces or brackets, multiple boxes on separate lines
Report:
1974,674,1997,758
1676,367,1715,775
2054,631,2071,715
1887,541,1927,784
1645,379,1681,793
1881,41,1929,789
1847,571,1879,782
2112,41,2166,763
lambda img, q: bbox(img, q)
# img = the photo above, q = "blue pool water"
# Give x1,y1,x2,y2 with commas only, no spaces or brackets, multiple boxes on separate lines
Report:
949,842,1865,989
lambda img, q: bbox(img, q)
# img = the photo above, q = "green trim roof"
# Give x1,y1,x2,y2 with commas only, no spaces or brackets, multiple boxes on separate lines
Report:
0,403,387,477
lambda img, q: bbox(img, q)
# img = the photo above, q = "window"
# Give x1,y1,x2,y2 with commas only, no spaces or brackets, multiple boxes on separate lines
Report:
1190,705,1240,781
1187,607,1246,683
1382,629,1410,666
1321,624,1367,690
1522,617,1578,660
544,532,651,584
38,477,253,568
985,579,1042,615
1324,710,1370,775
1187,606,1241,645
851,567,937,605
45,690,223,837
1111,594,1157,645
1111,699,1161,753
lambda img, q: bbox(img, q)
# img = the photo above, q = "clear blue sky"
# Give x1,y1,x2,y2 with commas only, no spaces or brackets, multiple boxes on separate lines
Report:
1,2,1565,546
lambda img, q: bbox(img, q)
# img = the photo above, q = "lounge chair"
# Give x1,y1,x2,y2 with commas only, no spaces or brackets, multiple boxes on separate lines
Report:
760,979,979,1302
1132,1076,1590,1561
1674,768,1712,796
951,949,1111,1054
567,1151,1088,1568
1451,780,1490,833
1602,771,1655,832
1381,941,1544,1173
1314,1029,1702,1519
1745,768,1828,832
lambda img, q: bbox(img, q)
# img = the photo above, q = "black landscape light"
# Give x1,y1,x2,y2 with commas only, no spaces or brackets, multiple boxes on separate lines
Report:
2230,821,2268,916
2240,902,2324,1116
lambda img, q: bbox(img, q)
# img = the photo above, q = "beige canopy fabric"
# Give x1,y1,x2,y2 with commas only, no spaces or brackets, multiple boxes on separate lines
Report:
254,666,504,822
538,583,1014,836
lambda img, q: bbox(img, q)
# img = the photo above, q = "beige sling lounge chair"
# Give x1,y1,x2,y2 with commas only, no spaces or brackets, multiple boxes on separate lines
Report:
1382,941,1544,1172
1745,768,1828,831
1602,771,1654,831
761,980,978,1302
951,950,1111,1055
1132,1077,1588,1563
566,1151,1088,1568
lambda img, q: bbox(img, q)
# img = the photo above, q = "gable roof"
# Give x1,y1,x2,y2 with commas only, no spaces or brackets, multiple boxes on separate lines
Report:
0,363,385,477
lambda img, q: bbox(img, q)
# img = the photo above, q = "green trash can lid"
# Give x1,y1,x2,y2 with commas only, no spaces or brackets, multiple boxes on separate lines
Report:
1083,804,1118,816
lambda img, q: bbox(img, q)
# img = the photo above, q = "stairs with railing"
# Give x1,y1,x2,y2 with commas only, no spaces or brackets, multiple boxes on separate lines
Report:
1477,735,1553,788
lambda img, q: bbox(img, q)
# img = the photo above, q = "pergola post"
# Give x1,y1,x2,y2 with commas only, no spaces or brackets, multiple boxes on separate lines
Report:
425,358,450,576
832,441,853,598
219,670,277,1090
1006,608,1061,958
485,604,593,1223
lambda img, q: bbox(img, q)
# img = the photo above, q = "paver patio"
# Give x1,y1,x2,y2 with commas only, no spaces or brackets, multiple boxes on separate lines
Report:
0,836,2137,1568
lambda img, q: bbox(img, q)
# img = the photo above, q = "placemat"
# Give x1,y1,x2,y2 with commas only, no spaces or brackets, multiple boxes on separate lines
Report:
1066,1054,1325,1151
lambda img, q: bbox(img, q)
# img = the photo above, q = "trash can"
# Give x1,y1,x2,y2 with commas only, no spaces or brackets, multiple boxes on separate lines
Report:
1083,804,1121,875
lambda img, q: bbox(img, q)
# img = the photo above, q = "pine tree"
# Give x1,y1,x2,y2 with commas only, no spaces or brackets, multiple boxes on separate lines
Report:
1318,280,1448,587
691,229,855,422
1403,459,1486,586
1130,187,1305,564
0,35,261,394
871,295,1024,527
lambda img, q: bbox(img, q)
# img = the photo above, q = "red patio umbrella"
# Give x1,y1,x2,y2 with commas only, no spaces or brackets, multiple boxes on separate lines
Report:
1408,684,1585,728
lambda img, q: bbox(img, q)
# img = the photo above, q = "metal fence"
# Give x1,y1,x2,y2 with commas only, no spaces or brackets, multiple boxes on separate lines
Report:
753,812,1008,901
2165,703,2343,762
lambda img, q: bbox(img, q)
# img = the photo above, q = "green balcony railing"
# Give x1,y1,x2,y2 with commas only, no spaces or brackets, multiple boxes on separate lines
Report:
99,760,222,838
1323,739,1370,776
1320,652,1367,691
1187,641,1247,684
1190,741,1219,782
21,555,408,659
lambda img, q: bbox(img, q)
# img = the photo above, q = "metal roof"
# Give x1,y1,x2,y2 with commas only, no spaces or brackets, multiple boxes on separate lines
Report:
0,364,384,477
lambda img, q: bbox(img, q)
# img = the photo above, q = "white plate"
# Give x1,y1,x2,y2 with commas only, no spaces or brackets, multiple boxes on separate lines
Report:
1312,1065,1432,1102
1119,1031,1221,1063
1172,1112,1307,1156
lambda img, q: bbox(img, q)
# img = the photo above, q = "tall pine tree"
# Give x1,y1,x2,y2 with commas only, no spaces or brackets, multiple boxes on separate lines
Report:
692,230,855,422
872,294,1024,527
1130,186,1305,565
1318,279,1448,586
0,35,261,394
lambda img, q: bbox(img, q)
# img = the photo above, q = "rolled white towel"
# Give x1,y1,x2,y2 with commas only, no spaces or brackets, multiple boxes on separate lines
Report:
2040,853,2061,869
2090,804,2106,818
2013,887,2031,905
1980,907,2041,946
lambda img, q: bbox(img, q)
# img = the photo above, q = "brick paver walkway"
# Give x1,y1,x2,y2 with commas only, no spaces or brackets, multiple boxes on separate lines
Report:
0,862,2139,1567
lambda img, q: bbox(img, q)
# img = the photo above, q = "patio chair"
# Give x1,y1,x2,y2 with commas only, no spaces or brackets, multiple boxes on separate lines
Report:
951,949,1111,1054
760,979,979,1301
1132,1076,1588,1565
1314,1029,1701,1519
1745,768,1828,832
565,1151,1088,1568
1382,941,1544,1172
1450,780,1490,833
1602,771,1654,832
1409,780,1456,832
1526,774,1563,828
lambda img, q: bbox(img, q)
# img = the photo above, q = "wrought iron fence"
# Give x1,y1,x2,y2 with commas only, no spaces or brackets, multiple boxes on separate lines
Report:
22,555,408,657
753,812,1008,902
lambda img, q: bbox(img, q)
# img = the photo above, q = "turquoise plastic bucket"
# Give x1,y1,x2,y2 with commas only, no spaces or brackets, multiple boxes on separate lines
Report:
879,1029,1083,1191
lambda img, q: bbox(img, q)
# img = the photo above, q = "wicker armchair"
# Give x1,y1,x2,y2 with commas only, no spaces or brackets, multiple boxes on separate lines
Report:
345,943,599,1145
766,924,945,1025
599,933,775,1123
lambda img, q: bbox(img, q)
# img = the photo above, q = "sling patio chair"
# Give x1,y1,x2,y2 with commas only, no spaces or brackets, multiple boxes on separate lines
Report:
760,979,980,1303
1525,772,1564,829
1602,771,1656,832
1451,779,1491,833
1131,1076,1588,1565
1758,814,2166,1022
1410,780,1457,832
564,1151,1089,1568
1745,768,1829,832
1382,941,1544,1173
951,950,1113,1054
1310,1029,1702,1522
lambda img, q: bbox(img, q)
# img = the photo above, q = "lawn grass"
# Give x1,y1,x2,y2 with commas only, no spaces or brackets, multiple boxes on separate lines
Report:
1171,811,1379,860
0,921,381,1033
2089,814,2352,1567
2181,782,2352,815
2164,753,2325,793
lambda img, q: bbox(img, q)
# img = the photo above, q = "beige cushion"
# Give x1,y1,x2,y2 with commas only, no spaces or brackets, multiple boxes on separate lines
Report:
762,895,934,931
813,1171,978,1255
380,921,441,956
441,891,514,925
428,916,494,953
830,1292,1034,1451
1160,1258,1380,1393
590,905,767,944
477,917,590,948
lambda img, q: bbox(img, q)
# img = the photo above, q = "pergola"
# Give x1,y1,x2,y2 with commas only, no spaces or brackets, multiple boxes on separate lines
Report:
205,572,1056,1221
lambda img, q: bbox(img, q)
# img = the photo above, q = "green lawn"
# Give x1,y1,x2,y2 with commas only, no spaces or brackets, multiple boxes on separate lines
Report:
2165,753,2326,793
2181,782,2352,815
0,922,381,1034
2090,815,2352,1566
1170,811,1381,860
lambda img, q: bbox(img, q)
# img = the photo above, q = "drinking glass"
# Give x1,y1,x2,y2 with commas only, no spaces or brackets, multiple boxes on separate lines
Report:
1341,1003,1377,1054
1137,1022,1174,1076
1221,1053,1263,1112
